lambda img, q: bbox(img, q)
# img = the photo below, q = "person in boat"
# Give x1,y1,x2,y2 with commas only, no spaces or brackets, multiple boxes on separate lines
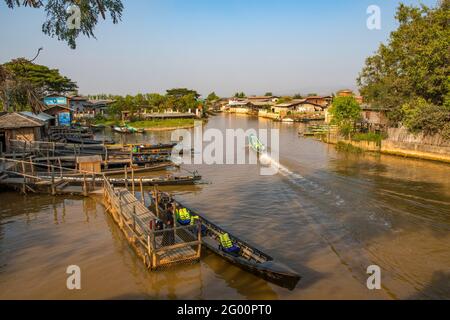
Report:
219,233,240,254
162,206,175,245
189,215,208,236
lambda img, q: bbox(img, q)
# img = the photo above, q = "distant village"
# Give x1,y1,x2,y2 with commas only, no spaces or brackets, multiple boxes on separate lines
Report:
0,89,388,154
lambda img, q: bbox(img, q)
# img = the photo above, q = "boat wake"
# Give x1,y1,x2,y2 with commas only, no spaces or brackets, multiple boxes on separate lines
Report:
260,153,345,207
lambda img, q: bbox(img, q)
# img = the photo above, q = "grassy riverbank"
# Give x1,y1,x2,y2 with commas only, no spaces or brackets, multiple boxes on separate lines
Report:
128,118,196,129
94,118,198,131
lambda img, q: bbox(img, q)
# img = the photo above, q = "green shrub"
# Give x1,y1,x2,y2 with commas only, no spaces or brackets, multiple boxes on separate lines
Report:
352,132,386,143
336,141,364,153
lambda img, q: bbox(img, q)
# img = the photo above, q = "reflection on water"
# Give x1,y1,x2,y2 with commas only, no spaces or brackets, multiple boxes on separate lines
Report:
1,114,449,299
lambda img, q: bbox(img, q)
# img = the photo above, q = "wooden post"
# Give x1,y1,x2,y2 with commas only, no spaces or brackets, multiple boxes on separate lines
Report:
172,202,177,235
119,191,123,226
140,178,144,205
83,174,87,196
197,219,202,258
124,165,128,188
105,147,109,169
147,235,152,268
58,158,62,178
131,166,135,196
151,227,157,268
154,186,160,218
21,161,26,194
133,205,136,231
51,165,56,196
29,157,34,176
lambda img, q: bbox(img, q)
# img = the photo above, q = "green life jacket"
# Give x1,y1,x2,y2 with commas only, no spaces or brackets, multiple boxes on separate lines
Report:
219,233,233,249
190,215,200,225
177,208,191,222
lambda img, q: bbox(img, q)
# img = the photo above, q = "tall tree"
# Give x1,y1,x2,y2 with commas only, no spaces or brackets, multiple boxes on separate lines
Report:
3,58,77,95
4,0,124,49
166,88,200,99
357,0,449,128
206,92,219,101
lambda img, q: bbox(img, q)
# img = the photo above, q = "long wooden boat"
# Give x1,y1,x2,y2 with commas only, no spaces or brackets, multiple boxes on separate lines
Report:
60,162,175,177
150,192,301,290
101,162,175,176
248,134,266,153
37,174,201,186
129,142,177,150
65,136,115,145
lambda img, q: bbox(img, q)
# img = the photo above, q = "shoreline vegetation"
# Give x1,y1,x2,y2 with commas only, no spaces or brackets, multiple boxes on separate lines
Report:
95,118,198,131
321,132,450,164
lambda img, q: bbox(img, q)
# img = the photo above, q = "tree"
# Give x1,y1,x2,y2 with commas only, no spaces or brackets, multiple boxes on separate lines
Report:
357,0,450,130
5,0,124,49
328,96,362,138
293,93,303,99
146,93,166,112
234,92,246,98
402,98,450,139
307,93,318,97
3,58,77,95
0,57,76,112
206,92,219,101
264,92,273,97
0,65,45,112
166,88,200,99
276,96,293,104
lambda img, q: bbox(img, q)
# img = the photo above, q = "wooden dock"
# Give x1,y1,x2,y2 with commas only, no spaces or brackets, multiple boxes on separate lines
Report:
103,180,201,269
0,157,202,269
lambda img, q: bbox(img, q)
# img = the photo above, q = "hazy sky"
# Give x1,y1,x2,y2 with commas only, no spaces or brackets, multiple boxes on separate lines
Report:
0,0,438,97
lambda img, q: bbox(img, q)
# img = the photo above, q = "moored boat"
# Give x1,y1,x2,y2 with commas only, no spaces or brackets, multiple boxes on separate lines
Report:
113,126,131,133
150,192,301,290
37,173,201,186
65,136,115,145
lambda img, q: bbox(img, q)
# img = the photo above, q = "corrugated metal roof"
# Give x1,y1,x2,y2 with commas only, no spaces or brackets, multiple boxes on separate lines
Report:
20,111,54,122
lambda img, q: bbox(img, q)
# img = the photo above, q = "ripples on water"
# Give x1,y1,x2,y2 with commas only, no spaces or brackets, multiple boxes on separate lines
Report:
1,114,449,299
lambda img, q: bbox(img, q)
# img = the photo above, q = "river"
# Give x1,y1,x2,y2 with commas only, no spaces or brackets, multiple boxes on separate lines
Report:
1,113,449,299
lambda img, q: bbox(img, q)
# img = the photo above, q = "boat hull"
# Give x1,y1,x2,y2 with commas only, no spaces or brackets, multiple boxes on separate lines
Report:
202,237,300,290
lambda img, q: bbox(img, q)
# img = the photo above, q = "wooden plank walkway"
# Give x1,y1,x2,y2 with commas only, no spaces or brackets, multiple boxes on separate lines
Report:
103,182,201,269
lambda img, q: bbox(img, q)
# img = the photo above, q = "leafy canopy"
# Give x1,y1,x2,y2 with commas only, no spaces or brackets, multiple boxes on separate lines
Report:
5,0,124,49
357,0,449,130
166,88,200,99
206,92,220,101
329,96,361,136
3,58,78,95
0,58,77,112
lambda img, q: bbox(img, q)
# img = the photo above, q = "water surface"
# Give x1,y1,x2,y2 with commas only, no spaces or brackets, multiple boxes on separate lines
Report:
1,114,449,299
